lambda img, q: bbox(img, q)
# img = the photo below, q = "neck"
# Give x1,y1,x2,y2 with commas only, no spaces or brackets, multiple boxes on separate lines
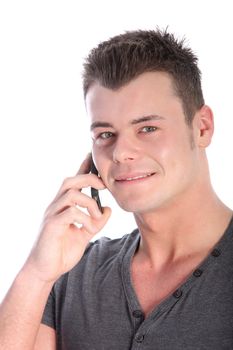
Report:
134,183,232,268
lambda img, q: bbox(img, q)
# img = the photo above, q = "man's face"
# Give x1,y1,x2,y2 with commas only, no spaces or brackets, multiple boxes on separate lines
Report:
86,72,203,214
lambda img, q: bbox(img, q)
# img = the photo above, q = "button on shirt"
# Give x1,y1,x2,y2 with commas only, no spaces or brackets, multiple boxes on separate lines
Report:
42,217,233,349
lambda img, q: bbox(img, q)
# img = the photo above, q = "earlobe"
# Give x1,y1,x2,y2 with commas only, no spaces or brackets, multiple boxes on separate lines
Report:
197,105,214,148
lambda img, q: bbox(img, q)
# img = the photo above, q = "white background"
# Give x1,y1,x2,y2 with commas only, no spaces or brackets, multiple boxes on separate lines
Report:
0,0,232,301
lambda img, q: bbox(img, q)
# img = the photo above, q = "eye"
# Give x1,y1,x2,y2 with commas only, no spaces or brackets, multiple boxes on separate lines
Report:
98,131,114,140
140,126,157,133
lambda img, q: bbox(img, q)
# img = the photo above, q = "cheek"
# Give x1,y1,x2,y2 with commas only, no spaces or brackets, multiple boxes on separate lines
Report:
152,133,193,172
92,142,116,179
147,134,175,163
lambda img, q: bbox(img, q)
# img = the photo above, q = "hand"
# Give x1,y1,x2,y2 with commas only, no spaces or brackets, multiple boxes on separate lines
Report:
24,154,111,283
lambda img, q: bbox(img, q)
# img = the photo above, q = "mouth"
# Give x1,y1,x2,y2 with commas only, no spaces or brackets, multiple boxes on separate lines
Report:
115,172,156,183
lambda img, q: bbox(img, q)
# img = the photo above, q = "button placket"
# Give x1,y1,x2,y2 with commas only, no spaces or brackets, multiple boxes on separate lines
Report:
211,248,221,257
173,289,183,299
135,333,145,343
193,268,203,277
132,309,144,319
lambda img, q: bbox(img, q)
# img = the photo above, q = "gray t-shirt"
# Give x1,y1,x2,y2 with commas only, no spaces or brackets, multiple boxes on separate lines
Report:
42,217,233,349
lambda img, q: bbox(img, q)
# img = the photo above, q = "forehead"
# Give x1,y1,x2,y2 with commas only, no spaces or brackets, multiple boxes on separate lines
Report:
85,72,183,124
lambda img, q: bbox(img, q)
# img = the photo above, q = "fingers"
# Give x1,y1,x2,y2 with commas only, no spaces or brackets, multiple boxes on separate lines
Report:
53,154,103,198
56,206,99,235
27,155,110,282
54,173,105,201
43,154,110,238
52,153,103,201
47,204,111,237
46,189,102,219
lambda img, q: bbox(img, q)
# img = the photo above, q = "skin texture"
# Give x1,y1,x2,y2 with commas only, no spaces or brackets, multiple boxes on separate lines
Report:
88,72,206,215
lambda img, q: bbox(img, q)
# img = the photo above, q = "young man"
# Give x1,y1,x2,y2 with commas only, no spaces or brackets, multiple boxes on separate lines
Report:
0,29,232,349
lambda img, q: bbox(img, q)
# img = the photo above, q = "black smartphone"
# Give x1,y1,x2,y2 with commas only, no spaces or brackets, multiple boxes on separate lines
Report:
90,157,103,214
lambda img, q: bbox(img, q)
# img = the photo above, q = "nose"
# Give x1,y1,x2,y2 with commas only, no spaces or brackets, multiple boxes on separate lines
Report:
112,134,140,163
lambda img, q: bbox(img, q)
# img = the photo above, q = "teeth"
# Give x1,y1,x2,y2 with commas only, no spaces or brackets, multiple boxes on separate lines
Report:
125,174,151,181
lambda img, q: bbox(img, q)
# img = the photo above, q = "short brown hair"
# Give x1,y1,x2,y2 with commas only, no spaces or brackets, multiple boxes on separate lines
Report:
82,28,204,124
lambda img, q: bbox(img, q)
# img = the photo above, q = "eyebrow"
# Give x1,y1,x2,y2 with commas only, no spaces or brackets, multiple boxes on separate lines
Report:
90,121,113,131
90,114,165,131
131,114,165,125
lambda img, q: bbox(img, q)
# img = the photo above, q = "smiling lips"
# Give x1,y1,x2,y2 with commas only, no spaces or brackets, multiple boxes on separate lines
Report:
115,172,155,183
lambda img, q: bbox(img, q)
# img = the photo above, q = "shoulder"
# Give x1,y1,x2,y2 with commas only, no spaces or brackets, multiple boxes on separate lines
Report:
53,228,140,291
88,228,138,252
81,228,140,266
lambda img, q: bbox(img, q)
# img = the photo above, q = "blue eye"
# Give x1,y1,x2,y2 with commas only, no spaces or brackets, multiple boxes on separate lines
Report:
140,126,157,133
99,131,114,139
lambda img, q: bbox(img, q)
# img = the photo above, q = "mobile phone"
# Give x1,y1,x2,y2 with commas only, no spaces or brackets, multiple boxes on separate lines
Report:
90,158,103,214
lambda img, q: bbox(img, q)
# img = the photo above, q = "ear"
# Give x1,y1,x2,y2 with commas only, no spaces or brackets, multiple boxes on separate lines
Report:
194,105,214,148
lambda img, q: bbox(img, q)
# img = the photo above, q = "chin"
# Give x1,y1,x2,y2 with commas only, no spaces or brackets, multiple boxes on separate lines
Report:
114,197,160,214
